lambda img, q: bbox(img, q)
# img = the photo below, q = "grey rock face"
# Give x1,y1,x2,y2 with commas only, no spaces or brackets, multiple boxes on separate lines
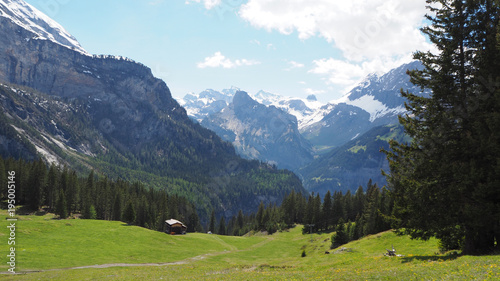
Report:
202,91,313,171
0,16,189,152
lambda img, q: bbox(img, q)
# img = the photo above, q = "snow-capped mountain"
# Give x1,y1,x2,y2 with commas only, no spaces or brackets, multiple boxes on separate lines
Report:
180,61,425,157
271,95,324,130
179,87,240,122
179,88,326,127
179,89,322,170
301,61,427,151
0,0,88,54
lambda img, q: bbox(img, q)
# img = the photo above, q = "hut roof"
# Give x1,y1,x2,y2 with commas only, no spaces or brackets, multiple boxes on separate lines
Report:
165,219,187,228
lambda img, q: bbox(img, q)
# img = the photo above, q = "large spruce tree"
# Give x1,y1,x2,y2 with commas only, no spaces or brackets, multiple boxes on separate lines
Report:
385,0,500,254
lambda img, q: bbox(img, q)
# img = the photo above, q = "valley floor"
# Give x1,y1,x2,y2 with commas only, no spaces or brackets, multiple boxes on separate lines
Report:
1,210,499,280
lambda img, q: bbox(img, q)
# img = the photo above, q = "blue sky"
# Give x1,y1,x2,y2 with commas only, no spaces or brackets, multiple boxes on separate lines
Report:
25,0,431,102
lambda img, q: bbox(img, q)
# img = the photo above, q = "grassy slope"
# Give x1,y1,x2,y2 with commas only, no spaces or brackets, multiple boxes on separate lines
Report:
1,210,499,280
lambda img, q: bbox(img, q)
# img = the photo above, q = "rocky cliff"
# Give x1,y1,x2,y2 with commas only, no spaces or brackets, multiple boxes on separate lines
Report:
202,91,313,171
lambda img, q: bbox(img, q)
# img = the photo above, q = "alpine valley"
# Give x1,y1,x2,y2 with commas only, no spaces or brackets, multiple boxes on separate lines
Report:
0,0,305,222
179,61,428,195
0,0,426,218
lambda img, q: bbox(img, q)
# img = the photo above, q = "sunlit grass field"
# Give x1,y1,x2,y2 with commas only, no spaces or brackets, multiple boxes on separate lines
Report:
1,210,499,280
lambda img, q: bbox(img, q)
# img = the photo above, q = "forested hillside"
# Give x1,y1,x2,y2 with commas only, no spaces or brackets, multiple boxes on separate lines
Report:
300,124,408,195
0,83,305,222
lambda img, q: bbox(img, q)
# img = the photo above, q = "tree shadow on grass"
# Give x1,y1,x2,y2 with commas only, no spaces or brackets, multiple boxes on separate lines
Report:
401,252,461,264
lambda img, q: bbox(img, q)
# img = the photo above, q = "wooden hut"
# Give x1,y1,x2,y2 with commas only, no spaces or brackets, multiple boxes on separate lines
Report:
165,219,187,235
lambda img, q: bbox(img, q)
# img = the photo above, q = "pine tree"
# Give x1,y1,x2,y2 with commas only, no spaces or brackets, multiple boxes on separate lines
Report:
45,164,58,211
256,201,265,230
209,210,216,233
55,189,68,219
312,194,322,231
384,0,500,254
112,193,122,221
353,186,365,219
281,191,296,226
362,182,380,236
123,201,136,224
331,218,349,249
82,204,97,219
332,191,345,226
343,190,355,222
66,170,79,214
188,211,200,233
26,159,46,210
322,191,333,230
237,209,244,230
88,205,97,220
218,216,227,235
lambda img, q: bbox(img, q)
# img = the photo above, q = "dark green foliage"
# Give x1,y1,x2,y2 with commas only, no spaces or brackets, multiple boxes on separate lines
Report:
331,218,349,249
0,155,202,233
384,0,500,254
55,189,68,219
301,124,407,195
437,225,464,252
226,179,392,245
217,216,227,235
123,201,136,224
112,194,122,221
209,210,216,233
82,204,97,220
44,164,58,211
237,210,244,230
361,180,380,236
26,159,46,210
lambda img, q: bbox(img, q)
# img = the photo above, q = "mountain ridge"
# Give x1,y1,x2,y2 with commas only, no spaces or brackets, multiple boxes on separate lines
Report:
201,91,313,171
299,124,408,196
301,60,426,152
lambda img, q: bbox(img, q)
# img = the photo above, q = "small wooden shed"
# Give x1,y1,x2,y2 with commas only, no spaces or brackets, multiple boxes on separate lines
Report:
165,219,187,235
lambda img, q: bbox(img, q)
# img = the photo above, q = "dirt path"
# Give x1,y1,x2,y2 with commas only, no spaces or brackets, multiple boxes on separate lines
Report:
8,235,275,274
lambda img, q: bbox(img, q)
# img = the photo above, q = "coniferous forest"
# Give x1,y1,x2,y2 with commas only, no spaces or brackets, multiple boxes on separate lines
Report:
1,154,393,249
220,179,392,242
0,156,202,232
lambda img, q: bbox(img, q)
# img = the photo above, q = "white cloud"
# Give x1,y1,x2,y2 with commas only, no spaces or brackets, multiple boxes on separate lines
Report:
250,39,261,45
185,0,221,10
266,43,276,51
309,55,413,93
237,0,436,94
197,52,261,69
239,0,431,62
284,60,305,71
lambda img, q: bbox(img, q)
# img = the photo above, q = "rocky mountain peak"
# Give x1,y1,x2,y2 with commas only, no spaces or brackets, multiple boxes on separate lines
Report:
232,91,259,109
0,0,87,54
306,94,317,101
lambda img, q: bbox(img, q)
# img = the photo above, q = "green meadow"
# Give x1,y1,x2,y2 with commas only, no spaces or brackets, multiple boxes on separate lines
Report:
1,210,499,280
